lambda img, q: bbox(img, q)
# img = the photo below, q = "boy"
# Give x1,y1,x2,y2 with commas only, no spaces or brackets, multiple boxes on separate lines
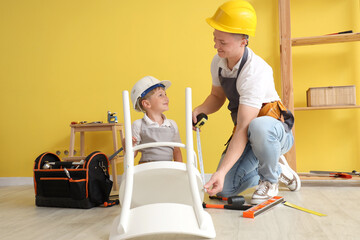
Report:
130,76,183,164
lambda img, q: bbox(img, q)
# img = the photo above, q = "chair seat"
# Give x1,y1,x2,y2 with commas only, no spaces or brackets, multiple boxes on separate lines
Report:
109,202,215,240
119,161,204,208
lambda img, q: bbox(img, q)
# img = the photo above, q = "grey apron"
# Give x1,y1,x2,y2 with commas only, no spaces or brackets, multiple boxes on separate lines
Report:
219,47,248,125
139,119,177,163
219,47,293,132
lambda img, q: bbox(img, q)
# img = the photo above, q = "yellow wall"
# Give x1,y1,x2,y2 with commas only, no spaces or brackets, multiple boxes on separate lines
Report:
0,0,359,178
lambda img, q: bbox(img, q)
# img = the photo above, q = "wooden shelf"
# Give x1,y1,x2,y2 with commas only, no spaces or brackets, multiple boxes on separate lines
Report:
279,0,360,175
295,105,360,111
292,32,360,46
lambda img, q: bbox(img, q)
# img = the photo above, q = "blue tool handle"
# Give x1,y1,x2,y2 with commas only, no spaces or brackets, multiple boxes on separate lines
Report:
108,147,124,161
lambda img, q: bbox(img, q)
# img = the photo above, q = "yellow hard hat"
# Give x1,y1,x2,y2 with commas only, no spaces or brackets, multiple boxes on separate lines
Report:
206,0,257,36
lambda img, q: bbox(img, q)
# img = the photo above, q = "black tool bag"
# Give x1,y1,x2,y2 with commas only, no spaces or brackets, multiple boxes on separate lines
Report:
33,151,113,209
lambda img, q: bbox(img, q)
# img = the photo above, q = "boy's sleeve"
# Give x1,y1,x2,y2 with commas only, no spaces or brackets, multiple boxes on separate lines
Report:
131,120,141,145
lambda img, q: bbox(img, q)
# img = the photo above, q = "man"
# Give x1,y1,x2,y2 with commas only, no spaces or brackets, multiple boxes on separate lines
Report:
192,0,300,204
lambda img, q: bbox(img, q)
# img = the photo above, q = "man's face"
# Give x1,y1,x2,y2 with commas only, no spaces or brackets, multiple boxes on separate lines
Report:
213,29,244,59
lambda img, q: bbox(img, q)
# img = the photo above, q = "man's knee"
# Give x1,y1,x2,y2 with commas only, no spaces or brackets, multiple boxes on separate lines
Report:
248,116,282,142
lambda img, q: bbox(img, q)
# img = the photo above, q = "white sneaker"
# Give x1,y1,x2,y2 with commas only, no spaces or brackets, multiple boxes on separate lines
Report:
278,155,301,191
251,180,279,205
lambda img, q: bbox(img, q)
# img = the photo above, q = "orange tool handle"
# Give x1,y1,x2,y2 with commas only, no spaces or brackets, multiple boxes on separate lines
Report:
203,203,225,209
330,173,352,179
104,199,119,207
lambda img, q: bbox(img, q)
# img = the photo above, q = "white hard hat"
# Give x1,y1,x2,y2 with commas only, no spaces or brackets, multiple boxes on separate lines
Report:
130,76,171,112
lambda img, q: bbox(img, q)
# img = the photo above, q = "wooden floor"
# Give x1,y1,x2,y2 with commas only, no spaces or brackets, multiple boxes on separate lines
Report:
1,181,360,240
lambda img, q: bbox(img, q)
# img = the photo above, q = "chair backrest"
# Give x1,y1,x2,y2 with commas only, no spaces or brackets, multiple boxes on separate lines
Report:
119,87,204,208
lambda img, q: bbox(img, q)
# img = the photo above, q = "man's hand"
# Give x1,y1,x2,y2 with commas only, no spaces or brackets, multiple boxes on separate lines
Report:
192,110,201,131
204,171,226,196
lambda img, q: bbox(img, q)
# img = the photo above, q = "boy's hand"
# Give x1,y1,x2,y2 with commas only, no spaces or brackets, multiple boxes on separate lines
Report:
132,137,137,146
121,137,138,151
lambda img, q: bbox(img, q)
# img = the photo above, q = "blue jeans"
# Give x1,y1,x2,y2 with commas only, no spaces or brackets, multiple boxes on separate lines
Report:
217,116,294,197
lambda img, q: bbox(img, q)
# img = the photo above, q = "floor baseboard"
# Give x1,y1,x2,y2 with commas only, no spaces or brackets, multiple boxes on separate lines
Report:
0,177,33,186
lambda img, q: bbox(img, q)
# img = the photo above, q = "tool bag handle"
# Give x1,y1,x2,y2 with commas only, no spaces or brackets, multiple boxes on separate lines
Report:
34,152,61,170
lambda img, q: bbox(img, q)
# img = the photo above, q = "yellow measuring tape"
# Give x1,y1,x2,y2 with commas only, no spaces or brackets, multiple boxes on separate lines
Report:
283,201,327,216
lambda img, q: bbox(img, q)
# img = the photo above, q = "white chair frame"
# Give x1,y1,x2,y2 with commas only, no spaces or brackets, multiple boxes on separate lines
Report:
109,88,216,240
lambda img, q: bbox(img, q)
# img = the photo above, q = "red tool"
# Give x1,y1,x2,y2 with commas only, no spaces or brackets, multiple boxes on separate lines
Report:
329,173,352,179
326,30,353,35
309,171,353,179
104,199,119,207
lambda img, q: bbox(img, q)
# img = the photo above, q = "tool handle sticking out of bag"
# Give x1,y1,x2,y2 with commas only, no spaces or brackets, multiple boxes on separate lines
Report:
108,147,124,161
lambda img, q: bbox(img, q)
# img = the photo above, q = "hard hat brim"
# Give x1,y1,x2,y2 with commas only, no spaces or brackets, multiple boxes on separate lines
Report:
206,17,255,36
158,80,171,90
132,79,172,112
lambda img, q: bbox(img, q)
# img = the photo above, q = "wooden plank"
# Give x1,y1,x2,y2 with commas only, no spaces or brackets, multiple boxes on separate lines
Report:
292,32,360,46
279,0,296,171
295,105,360,111
279,0,293,111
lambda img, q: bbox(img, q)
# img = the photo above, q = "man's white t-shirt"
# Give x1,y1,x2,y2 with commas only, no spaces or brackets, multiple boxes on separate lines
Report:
211,47,280,109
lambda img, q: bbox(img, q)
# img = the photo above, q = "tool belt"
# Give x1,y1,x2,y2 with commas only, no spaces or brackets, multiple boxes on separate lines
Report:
33,151,115,209
258,101,294,132
223,101,294,153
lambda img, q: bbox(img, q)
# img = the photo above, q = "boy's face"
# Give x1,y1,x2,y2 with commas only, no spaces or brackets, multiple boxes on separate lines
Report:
143,87,169,113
